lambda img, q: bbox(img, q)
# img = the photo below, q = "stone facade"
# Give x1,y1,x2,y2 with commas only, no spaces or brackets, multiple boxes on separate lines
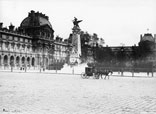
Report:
0,11,70,70
139,33,156,63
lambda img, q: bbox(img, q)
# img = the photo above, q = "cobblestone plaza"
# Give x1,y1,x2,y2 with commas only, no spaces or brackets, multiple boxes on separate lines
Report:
0,72,156,114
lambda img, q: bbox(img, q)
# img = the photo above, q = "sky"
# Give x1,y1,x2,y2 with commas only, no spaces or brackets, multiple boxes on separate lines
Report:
0,0,156,46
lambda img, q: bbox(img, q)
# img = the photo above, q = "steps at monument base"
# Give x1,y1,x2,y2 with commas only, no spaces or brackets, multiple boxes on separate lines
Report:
59,63,88,74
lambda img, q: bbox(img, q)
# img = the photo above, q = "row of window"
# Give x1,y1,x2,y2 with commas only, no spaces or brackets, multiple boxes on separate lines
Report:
54,44,67,52
1,34,31,43
0,42,32,52
51,58,66,63
35,30,52,38
54,51,68,57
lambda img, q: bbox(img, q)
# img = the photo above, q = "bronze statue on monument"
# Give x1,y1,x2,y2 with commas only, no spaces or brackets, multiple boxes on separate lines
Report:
73,17,82,27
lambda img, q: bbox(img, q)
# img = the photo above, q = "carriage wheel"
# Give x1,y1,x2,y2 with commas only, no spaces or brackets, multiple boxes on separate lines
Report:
81,73,86,79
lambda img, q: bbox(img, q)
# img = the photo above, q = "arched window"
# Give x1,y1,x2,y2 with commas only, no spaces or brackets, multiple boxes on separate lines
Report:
10,56,14,66
21,57,25,66
16,56,20,67
32,57,35,66
4,55,8,66
27,57,30,66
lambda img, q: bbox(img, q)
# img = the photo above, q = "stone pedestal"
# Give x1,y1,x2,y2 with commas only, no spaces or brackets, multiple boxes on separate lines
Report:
70,26,82,64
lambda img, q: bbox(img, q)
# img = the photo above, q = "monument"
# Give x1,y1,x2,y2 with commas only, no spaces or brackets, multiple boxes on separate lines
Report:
70,17,82,64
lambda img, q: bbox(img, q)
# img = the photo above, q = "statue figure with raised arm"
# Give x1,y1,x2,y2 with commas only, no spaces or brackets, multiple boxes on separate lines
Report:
73,17,82,27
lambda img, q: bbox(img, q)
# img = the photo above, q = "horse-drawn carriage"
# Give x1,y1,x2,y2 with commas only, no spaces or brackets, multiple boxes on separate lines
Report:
81,67,113,79
81,67,99,79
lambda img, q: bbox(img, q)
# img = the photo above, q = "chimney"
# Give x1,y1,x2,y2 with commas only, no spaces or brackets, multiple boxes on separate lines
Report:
0,22,3,29
36,11,40,16
60,38,62,42
56,37,59,42
140,34,142,41
64,39,68,43
31,10,35,14
9,23,15,31
29,10,35,17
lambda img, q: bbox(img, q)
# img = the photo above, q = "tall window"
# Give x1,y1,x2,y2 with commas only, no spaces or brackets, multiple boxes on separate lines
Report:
11,43,14,51
5,42,9,50
32,58,35,66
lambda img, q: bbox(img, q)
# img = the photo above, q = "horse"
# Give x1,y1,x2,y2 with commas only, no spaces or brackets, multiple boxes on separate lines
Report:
98,69,113,79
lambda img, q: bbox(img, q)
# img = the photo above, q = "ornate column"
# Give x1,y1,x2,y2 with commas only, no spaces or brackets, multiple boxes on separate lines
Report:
38,55,41,69
1,55,4,69
13,55,16,69
47,56,50,70
30,57,32,68
19,56,22,68
8,55,10,68
25,56,27,72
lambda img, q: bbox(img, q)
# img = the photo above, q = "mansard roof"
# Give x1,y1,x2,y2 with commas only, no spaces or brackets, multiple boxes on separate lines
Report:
20,10,53,30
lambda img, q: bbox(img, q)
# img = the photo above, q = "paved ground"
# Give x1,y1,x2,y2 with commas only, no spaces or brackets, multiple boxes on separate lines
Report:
0,72,156,114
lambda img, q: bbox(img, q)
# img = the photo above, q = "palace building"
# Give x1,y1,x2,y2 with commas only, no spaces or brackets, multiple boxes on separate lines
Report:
0,10,70,70
1,10,156,72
